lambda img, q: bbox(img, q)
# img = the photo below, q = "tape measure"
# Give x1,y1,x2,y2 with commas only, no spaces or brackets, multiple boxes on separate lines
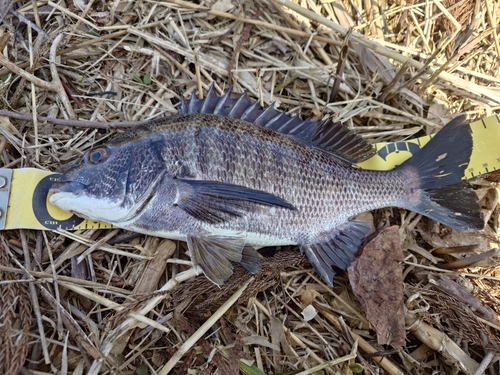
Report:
0,115,499,231
357,115,500,178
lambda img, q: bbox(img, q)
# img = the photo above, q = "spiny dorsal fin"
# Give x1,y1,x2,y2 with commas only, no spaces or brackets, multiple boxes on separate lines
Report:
179,83,375,163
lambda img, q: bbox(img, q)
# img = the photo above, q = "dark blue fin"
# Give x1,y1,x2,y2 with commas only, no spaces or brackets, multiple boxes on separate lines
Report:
179,83,375,163
174,179,296,224
240,246,262,274
398,115,484,231
187,235,245,285
301,220,371,286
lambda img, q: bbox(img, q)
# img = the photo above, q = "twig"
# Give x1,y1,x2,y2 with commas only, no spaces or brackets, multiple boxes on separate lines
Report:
18,230,51,365
9,10,50,40
272,0,500,105
314,302,405,375
431,0,461,30
46,1,97,31
329,29,351,103
37,283,97,368
485,0,500,67
366,98,441,129
428,274,500,326
28,23,39,162
406,313,479,374
59,281,171,334
227,8,263,86
0,265,132,294
295,341,358,375
0,30,129,77
158,276,254,374
473,351,495,375
48,34,76,119
0,109,145,128
157,0,344,46
378,60,410,102
0,54,55,92
88,262,198,375
194,51,203,98
0,35,76,119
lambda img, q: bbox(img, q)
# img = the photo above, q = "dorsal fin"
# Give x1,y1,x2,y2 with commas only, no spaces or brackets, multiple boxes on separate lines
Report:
179,83,375,163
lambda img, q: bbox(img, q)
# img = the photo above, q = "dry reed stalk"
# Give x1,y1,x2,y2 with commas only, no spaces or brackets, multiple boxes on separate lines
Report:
0,0,499,373
0,235,31,375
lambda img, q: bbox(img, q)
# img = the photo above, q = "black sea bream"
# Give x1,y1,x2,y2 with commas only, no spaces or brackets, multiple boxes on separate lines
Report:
49,85,484,285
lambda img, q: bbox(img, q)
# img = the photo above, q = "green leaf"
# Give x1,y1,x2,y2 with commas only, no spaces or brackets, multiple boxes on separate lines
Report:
237,359,266,375
115,353,125,366
85,31,100,37
136,363,148,375
143,73,151,85
132,72,142,83
0,74,9,82
349,363,364,373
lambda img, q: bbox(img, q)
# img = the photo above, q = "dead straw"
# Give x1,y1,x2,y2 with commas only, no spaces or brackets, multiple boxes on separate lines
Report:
0,0,499,373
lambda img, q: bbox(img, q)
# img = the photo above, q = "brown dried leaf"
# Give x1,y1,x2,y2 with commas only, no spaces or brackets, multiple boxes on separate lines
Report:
176,348,197,375
228,335,245,374
348,226,405,346
300,286,321,306
211,0,235,12
427,101,454,125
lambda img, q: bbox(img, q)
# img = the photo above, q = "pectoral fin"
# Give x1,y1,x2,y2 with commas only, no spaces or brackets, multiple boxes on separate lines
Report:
175,179,296,224
187,235,245,285
301,220,371,286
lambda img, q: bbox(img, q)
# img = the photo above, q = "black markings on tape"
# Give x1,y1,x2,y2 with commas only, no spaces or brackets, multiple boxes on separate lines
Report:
377,140,423,161
32,173,84,230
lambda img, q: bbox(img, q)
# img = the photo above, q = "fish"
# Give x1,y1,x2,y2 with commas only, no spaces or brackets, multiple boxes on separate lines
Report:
49,84,484,286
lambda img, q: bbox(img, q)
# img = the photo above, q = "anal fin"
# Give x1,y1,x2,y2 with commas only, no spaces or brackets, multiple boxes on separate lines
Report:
187,235,245,285
301,220,371,286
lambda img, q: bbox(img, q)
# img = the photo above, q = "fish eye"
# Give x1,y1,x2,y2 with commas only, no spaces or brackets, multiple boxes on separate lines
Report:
87,147,109,164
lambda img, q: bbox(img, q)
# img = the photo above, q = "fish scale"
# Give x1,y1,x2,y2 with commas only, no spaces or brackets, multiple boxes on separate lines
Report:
49,85,484,286
150,116,375,236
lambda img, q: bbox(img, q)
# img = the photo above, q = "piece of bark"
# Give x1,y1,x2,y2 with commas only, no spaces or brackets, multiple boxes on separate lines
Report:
110,240,176,356
348,225,405,346
133,240,176,294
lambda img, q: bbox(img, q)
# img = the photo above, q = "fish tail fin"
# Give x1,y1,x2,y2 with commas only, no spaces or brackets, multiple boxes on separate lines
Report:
397,115,484,231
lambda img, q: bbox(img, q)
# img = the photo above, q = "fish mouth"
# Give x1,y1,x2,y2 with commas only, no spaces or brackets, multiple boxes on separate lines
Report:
49,180,86,195
48,181,90,215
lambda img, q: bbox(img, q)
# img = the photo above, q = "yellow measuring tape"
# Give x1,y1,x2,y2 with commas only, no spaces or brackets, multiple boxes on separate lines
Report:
1,115,499,231
357,115,500,178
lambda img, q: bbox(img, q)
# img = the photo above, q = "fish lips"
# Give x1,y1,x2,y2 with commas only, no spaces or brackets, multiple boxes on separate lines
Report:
49,180,87,196
49,180,89,214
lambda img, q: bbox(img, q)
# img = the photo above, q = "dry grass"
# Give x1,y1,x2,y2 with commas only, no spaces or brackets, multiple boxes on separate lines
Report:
1,0,500,374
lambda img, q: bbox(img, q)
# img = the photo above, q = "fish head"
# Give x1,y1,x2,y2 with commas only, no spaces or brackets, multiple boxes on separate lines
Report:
49,131,166,223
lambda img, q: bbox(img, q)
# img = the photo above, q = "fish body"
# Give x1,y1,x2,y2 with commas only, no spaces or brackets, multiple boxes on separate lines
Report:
50,86,484,285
